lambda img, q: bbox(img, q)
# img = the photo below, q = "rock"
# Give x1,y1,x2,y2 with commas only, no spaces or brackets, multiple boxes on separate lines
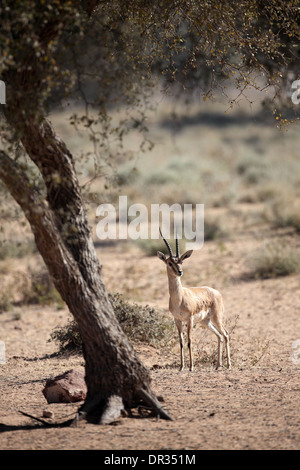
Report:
42,409,54,419
42,369,87,404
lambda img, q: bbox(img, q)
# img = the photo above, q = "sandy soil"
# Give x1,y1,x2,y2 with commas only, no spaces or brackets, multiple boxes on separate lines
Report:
0,221,300,451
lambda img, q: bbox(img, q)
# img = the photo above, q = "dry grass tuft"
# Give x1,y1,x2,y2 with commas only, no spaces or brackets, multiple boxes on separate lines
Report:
246,242,300,280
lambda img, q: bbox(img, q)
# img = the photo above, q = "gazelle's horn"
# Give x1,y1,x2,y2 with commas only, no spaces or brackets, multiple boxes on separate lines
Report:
175,230,180,259
159,227,174,258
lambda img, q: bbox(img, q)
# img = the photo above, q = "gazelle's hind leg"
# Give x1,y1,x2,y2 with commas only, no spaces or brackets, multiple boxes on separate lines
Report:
223,326,231,369
214,319,231,369
207,320,224,369
175,318,184,371
207,319,231,370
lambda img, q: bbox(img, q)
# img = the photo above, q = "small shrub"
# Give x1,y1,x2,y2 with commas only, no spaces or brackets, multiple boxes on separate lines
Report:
247,242,300,279
0,240,36,260
136,238,168,257
236,155,268,185
116,167,140,186
50,318,82,352
145,171,178,186
204,218,226,241
50,292,174,353
0,268,64,312
110,293,173,346
23,269,64,309
256,184,282,203
0,291,13,313
137,238,186,257
268,200,300,233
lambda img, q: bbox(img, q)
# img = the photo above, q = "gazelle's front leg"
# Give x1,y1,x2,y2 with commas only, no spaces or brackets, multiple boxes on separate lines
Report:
187,316,194,371
175,318,184,371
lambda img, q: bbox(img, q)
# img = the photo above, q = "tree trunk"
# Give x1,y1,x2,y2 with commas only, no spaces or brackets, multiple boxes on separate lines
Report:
0,0,171,423
0,136,171,423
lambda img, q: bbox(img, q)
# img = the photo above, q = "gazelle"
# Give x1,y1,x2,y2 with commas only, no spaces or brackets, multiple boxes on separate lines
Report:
157,229,231,371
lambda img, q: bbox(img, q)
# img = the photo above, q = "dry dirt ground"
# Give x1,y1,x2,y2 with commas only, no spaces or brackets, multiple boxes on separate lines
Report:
0,212,300,451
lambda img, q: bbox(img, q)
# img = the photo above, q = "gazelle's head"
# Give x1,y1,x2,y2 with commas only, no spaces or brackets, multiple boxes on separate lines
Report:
157,228,193,278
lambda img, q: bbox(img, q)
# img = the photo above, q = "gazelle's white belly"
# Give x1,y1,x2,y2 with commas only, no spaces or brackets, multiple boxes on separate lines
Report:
172,308,210,323
172,309,191,322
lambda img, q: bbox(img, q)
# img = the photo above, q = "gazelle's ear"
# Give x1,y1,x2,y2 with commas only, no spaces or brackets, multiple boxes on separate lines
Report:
179,250,193,263
157,251,167,262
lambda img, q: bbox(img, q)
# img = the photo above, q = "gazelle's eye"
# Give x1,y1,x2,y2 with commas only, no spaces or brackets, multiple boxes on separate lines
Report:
168,262,172,266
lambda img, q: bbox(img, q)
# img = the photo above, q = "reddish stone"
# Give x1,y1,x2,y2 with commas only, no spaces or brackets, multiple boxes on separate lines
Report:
42,369,87,404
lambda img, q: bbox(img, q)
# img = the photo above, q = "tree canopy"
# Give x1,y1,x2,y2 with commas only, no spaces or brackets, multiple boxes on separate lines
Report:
1,1,299,150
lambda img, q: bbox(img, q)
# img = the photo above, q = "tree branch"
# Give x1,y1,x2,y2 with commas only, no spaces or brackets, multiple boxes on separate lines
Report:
3,111,103,295
0,150,80,292
0,151,44,221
